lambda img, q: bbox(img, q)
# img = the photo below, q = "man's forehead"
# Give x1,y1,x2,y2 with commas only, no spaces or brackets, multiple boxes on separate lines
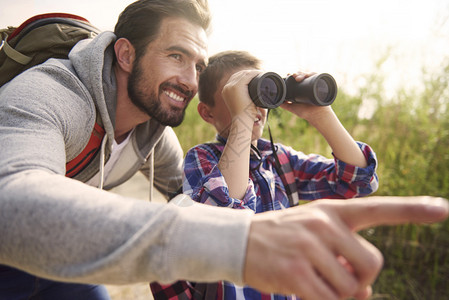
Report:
158,17,208,59
158,18,207,44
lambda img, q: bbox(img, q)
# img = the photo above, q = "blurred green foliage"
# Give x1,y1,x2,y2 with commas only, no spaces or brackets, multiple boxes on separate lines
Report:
173,56,449,299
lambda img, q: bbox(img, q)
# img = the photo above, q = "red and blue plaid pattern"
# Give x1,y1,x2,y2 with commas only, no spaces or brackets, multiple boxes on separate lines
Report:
183,136,378,212
151,281,223,300
151,281,292,300
151,136,378,299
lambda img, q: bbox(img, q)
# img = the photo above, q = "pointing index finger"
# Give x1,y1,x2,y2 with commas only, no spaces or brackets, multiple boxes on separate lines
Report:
325,196,449,232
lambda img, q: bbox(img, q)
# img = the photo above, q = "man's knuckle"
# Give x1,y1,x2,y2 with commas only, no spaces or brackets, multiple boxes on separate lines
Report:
362,249,384,275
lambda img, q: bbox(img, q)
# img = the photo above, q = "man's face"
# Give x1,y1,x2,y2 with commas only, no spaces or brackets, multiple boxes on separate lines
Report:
128,17,208,127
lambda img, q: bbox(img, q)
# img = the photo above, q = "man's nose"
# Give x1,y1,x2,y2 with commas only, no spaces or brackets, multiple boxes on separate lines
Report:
178,64,199,93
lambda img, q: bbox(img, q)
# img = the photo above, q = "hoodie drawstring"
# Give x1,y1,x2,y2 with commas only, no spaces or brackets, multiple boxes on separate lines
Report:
148,151,154,201
98,133,108,190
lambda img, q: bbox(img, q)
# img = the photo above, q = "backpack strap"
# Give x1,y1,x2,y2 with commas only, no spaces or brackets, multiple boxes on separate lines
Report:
65,122,105,178
1,34,32,65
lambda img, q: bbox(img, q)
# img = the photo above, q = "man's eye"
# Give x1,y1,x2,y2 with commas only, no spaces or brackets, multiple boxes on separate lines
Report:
196,63,207,74
196,65,205,74
171,54,182,60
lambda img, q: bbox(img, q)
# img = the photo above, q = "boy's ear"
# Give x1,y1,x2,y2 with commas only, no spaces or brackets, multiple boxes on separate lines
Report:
197,102,214,124
114,38,136,73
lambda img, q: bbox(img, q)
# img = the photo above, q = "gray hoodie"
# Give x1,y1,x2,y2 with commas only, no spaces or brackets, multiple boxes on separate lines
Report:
0,32,253,285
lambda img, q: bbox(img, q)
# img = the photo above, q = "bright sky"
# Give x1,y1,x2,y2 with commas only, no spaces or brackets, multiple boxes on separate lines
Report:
1,0,448,95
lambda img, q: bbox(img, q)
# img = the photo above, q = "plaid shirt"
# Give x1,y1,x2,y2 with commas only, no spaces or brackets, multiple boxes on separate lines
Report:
151,136,378,299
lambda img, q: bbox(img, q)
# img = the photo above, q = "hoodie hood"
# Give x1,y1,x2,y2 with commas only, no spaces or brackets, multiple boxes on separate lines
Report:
69,31,117,150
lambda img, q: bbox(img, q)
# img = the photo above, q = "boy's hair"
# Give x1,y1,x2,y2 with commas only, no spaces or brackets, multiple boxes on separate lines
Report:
114,0,211,60
198,50,262,107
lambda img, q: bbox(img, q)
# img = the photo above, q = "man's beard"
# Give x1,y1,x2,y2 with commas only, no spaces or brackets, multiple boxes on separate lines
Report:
127,61,187,127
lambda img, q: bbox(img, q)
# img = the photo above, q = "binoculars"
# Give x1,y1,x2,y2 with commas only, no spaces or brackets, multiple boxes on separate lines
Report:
248,72,337,109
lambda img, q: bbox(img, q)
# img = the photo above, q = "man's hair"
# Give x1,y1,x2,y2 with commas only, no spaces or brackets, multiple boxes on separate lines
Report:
198,50,262,107
114,0,211,59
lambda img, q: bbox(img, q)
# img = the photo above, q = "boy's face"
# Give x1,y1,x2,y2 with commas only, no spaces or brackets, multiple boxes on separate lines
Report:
206,68,267,143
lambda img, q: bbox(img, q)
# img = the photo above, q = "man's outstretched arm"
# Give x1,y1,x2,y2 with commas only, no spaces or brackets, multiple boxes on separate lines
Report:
243,196,449,300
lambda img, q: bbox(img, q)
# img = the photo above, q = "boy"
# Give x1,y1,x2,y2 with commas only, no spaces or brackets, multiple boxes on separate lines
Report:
151,50,378,299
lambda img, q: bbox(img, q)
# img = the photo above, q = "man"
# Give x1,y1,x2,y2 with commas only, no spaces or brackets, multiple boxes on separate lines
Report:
0,1,447,300
0,1,212,299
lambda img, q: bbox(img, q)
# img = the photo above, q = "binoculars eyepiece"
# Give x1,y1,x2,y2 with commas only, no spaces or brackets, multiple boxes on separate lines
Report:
248,72,338,109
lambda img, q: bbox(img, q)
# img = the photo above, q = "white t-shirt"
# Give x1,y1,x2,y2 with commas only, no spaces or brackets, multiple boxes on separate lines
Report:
86,130,134,187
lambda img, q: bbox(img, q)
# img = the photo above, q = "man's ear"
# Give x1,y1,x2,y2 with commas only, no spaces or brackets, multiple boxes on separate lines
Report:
114,38,135,73
197,102,214,124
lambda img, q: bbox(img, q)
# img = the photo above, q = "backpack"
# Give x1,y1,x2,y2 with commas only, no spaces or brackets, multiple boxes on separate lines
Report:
0,13,105,178
0,13,101,87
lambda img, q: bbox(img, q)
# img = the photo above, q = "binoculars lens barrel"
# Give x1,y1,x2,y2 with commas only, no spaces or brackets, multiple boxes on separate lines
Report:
284,73,337,106
248,72,286,109
248,72,338,109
